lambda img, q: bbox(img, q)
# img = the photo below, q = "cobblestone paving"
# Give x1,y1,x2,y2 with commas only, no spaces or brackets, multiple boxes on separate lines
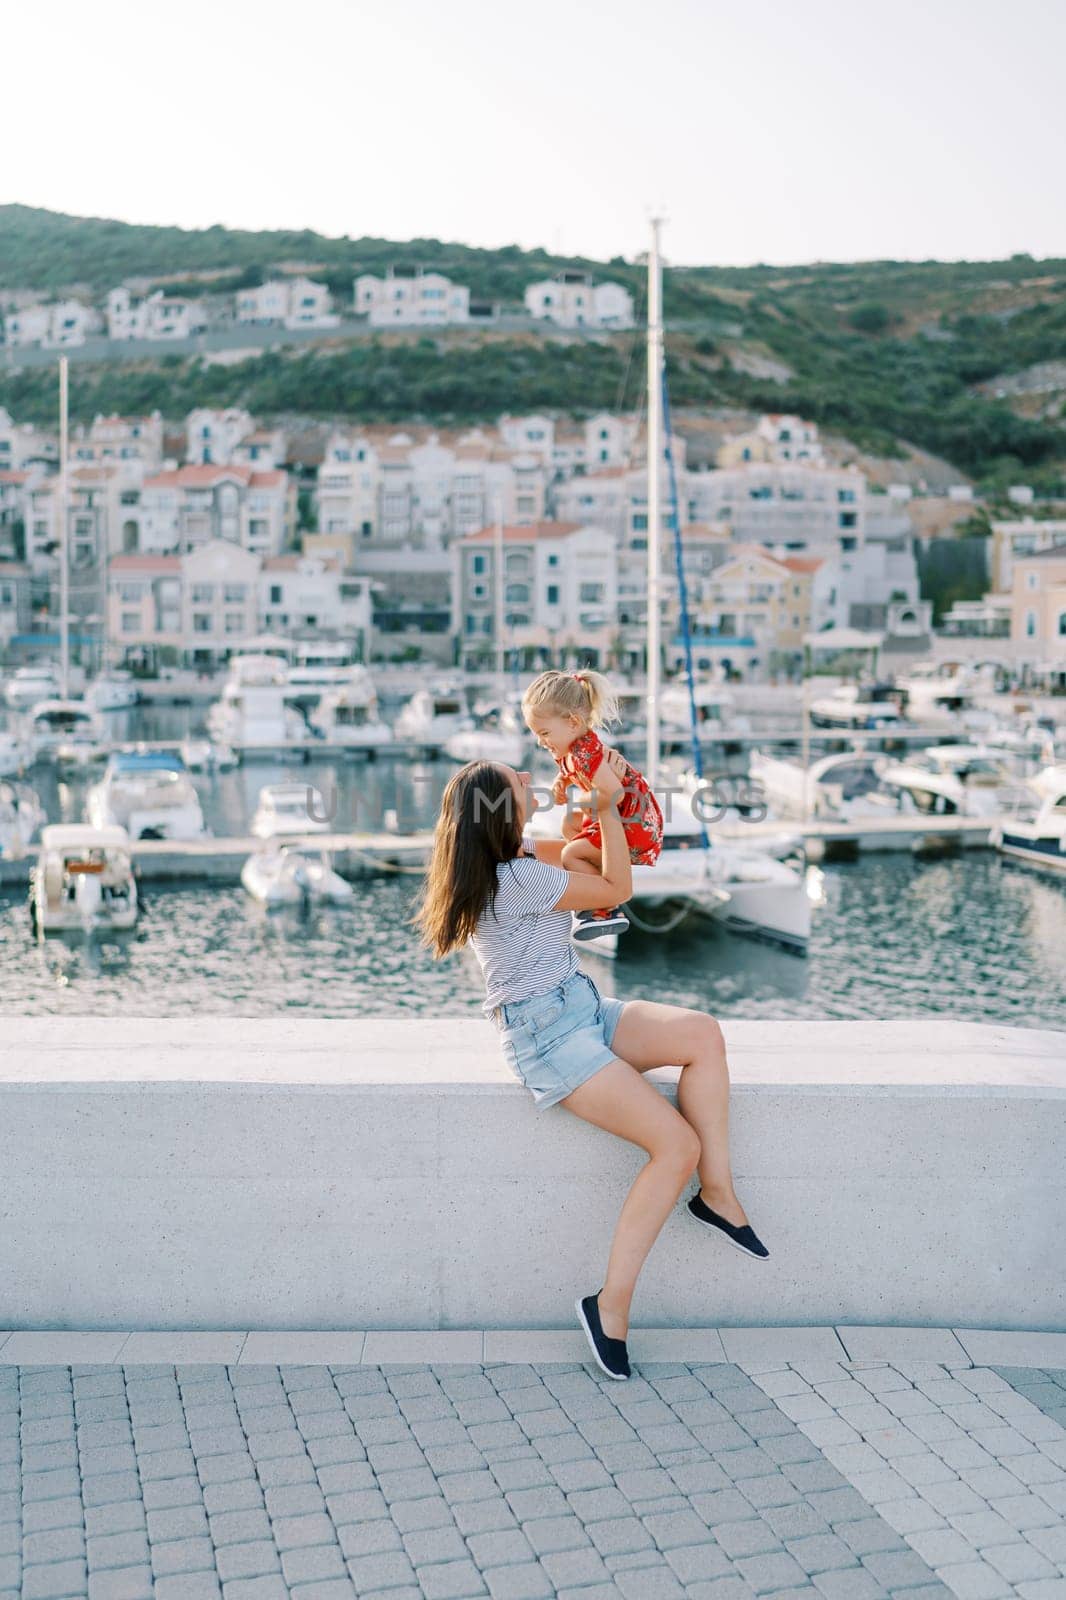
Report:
1,1357,1063,1600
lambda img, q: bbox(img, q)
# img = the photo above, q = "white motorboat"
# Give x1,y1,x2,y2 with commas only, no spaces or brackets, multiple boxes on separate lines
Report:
990,765,1066,875
878,744,1028,818
394,678,472,747
27,699,107,764
30,823,138,934
0,780,46,858
180,736,237,771
5,664,60,710
85,750,207,841
308,669,392,749
749,748,908,821
809,681,903,730
241,843,353,906
249,782,332,839
0,728,31,775
444,701,527,766
86,670,139,711
894,660,998,724
206,654,308,753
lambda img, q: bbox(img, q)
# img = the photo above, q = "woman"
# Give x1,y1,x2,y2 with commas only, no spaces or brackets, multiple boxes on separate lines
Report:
415,756,768,1381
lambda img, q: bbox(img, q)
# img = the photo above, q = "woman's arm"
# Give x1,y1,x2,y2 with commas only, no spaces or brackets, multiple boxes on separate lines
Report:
552,749,633,912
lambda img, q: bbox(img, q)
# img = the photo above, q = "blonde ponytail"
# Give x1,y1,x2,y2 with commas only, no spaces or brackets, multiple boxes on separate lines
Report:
521,668,620,731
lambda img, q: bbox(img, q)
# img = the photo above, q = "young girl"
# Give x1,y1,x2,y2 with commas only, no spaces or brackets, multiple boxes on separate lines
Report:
521,669,663,942
413,758,767,1382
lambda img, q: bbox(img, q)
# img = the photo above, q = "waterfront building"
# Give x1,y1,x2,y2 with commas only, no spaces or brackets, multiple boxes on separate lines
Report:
1012,544,1066,655
452,520,616,671
991,516,1066,594
138,465,294,559
259,553,373,661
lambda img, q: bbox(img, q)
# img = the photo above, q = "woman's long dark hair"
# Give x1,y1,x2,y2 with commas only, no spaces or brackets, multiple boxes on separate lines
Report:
414,762,523,958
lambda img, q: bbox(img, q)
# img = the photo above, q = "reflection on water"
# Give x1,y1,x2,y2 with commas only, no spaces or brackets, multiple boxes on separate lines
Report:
2,855,1064,1027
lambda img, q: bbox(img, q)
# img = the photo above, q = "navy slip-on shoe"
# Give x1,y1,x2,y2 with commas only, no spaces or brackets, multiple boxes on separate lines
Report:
575,1291,630,1380
687,1193,770,1259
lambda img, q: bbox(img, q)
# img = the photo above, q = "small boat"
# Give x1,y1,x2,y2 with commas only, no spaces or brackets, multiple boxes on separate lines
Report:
0,780,46,857
990,765,1066,875
0,729,31,775
895,661,997,724
241,843,353,906
444,701,527,766
660,681,751,743
394,678,471,748
30,823,138,934
86,670,140,711
27,699,107,764
249,782,332,839
85,750,207,841
308,670,392,749
5,664,60,710
809,681,903,730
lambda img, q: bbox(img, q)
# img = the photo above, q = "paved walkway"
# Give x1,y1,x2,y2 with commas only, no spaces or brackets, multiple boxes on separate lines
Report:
1,1334,1065,1600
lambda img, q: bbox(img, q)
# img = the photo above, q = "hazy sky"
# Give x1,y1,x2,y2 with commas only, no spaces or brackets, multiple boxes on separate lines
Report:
8,0,1064,266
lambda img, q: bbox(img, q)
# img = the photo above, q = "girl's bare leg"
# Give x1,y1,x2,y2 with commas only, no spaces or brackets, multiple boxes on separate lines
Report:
560,836,603,875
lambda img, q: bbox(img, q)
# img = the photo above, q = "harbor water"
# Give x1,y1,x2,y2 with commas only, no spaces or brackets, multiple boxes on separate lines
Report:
2,702,1065,1028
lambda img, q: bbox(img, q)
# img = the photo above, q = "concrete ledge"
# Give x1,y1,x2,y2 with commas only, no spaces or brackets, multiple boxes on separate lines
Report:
1,1018,1063,1333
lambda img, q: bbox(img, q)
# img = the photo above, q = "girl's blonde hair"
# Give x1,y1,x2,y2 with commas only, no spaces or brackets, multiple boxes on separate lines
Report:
521,669,619,731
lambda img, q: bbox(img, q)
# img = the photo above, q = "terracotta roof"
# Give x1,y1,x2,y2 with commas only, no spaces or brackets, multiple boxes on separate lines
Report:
109,555,181,573
142,465,287,490
263,553,341,572
461,521,584,543
0,559,31,575
0,471,28,484
781,556,825,574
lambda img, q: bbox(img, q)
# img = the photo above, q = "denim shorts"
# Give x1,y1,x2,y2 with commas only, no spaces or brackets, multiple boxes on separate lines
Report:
492,970,627,1110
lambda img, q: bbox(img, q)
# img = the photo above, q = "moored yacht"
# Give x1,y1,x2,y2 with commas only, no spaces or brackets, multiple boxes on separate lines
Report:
5,664,60,710
877,744,1027,817
394,677,471,749
86,670,140,711
85,750,207,841
990,765,1066,874
206,654,307,753
0,780,46,857
27,699,107,764
308,669,392,749
443,700,527,766
30,823,138,934
809,681,903,730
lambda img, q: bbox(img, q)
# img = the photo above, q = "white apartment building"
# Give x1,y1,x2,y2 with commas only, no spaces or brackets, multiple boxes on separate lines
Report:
354,268,470,325
686,461,865,551
2,300,100,348
235,277,336,329
259,554,373,657
186,408,256,465
498,412,639,473
524,271,634,329
138,465,293,558
71,413,165,470
0,560,32,644
0,409,54,474
106,287,207,341
453,521,617,670
314,429,548,556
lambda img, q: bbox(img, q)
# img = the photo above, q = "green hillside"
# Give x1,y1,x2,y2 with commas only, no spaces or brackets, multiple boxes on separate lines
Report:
1,207,1064,489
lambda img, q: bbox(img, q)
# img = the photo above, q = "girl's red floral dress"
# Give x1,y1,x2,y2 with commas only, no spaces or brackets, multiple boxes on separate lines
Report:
555,730,663,866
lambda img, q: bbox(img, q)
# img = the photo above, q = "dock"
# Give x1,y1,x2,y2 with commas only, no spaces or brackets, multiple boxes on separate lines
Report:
0,812,1005,889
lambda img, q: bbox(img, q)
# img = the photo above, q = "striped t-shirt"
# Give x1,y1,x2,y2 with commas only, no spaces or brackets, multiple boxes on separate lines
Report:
470,851,577,1015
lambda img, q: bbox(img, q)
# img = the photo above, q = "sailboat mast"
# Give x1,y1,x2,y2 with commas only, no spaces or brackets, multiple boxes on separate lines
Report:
493,495,505,700
58,356,70,699
645,216,664,790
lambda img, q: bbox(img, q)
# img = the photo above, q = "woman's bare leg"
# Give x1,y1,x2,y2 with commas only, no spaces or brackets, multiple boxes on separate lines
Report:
557,1060,700,1340
609,1001,748,1226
